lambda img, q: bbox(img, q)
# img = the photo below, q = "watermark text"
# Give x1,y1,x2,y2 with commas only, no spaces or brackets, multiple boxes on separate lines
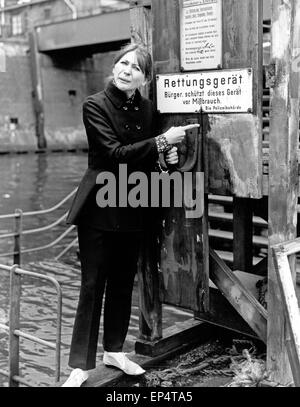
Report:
95,164,204,219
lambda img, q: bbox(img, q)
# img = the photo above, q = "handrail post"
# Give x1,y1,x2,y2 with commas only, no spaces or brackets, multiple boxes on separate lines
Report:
13,209,23,266
8,265,21,387
54,291,62,383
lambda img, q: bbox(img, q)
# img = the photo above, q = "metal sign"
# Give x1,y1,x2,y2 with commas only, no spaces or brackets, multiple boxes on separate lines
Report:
156,69,253,114
180,0,222,71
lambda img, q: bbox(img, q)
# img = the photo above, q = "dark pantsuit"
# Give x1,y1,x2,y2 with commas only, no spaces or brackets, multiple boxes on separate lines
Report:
66,81,159,371
68,224,141,370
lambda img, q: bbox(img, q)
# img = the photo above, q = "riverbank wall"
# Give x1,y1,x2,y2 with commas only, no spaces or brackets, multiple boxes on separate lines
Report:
0,40,117,152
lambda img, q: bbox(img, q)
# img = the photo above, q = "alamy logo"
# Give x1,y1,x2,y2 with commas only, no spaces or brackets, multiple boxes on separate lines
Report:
95,164,204,219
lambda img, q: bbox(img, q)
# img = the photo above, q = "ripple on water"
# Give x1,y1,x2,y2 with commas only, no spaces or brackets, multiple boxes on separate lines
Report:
0,153,193,387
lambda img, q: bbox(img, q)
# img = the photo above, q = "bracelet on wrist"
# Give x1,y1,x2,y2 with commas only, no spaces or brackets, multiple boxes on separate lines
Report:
155,134,171,153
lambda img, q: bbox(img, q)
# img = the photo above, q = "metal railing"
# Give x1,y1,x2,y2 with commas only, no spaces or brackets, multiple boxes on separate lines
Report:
0,188,78,265
0,188,78,386
0,264,62,387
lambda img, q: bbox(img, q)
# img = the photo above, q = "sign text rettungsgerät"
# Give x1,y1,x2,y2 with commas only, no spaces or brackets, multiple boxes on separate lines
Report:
156,69,253,114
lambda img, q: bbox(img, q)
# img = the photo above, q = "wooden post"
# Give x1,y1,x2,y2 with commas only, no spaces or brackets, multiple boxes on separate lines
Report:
13,209,23,266
204,0,263,199
222,0,263,117
129,0,153,100
129,0,152,49
137,226,163,342
129,0,163,343
28,29,47,149
9,265,21,387
152,0,209,313
233,197,253,272
272,247,300,387
268,0,300,385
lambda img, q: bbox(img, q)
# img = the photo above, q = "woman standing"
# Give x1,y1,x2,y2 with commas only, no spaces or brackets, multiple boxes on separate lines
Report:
62,43,199,387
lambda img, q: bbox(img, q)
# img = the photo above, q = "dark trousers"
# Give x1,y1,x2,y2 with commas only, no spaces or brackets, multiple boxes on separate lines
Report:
68,224,141,370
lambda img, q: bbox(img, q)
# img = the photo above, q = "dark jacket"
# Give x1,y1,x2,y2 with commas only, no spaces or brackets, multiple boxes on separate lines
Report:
66,80,159,231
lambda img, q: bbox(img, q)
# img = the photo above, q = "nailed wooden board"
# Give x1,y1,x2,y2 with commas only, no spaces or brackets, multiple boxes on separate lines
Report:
203,0,263,198
209,249,267,343
267,0,300,385
205,114,262,198
152,0,209,313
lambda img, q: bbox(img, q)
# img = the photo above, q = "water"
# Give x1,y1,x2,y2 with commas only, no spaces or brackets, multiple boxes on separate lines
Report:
0,153,192,387
0,152,87,262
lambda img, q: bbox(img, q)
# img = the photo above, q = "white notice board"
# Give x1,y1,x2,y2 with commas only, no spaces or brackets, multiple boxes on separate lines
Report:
180,0,222,71
156,69,253,114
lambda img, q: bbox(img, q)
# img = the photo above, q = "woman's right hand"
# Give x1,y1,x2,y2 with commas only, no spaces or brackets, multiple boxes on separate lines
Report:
163,124,200,145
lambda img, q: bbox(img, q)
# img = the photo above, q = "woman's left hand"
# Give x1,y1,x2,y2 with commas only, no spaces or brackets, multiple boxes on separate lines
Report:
165,146,179,165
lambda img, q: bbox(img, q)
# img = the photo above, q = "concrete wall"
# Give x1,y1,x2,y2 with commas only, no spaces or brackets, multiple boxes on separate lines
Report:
0,42,37,150
85,50,117,95
40,53,87,147
0,42,121,150
26,1,70,29
39,49,118,148
0,1,128,150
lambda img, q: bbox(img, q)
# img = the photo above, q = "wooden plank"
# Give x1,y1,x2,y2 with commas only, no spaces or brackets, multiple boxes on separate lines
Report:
137,226,163,341
205,0,263,198
209,270,264,302
209,229,267,248
209,248,267,343
195,287,260,340
152,0,209,313
233,270,266,299
159,205,208,311
152,0,187,140
286,339,300,388
272,249,300,387
272,238,300,257
152,0,180,75
208,195,233,204
135,319,212,357
130,2,152,49
223,0,263,116
55,322,220,387
202,194,210,312
205,114,262,198
209,210,267,228
129,0,153,99
267,0,300,385
233,198,253,272
130,1,163,343
214,250,262,267
264,174,300,196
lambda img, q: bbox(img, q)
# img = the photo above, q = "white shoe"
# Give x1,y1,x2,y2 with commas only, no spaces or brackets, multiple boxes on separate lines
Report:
61,368,89,387
103,351,145,376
